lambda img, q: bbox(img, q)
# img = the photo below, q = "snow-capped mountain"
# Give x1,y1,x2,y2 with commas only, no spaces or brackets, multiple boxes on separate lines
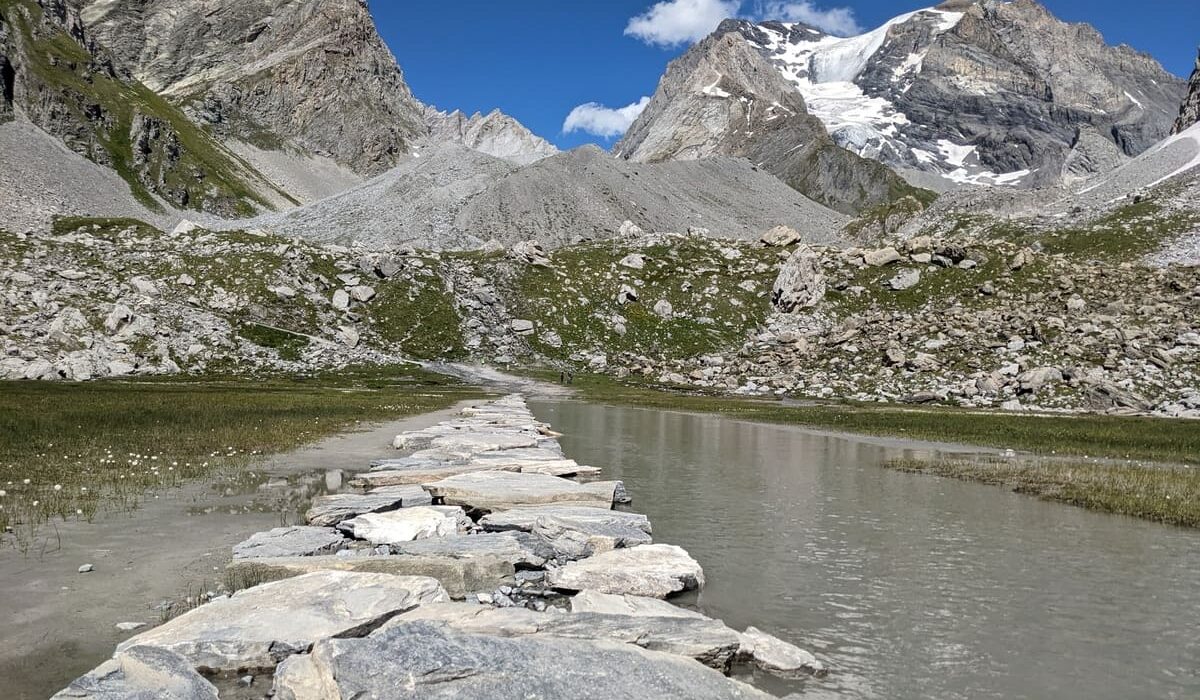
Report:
721,0,1186,188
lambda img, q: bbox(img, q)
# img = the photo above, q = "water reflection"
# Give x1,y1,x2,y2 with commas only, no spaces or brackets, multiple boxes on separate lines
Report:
533,400,1200,700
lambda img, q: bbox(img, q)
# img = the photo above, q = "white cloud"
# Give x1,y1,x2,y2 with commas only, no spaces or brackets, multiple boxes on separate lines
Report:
624,0,740,47
757,1,862,36
563,97,652,138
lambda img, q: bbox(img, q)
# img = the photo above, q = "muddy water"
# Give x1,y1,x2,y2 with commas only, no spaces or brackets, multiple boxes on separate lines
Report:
534,400,1200,700
0,403,475,700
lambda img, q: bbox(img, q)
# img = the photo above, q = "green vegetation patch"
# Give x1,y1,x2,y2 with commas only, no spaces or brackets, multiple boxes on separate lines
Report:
0,369,481,540
363,264,467,360
506,238,780,361
237,323,311,361
887,458,1200,528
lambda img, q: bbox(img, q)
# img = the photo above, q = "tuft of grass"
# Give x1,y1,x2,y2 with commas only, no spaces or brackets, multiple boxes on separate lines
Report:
886,458,1200,528
237,323,311,361
364,266,467,360
0,368,481,540
553,372,1200,465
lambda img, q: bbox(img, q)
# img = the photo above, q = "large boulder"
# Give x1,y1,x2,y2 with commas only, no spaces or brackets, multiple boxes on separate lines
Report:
738,626,825,677
388,532,555,569
52,646,218,699
422,471,620,511
231,526,346,559
547,544,704,598
272,622,771,699
772,244,826,312
117,572,448,672
225,555,514,601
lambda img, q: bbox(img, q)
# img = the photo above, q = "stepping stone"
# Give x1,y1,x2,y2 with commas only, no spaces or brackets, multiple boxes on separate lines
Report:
472,456,602,477
429,432,540,455
232,526,346,560
388,532,555,569
422,471,620,511
353,464,502,488
338,506,471,545
117,572,448,673
305,487,429,527
569,590,706,619
479,505,651,535
225,555,514,601
52,645,218,699
738,626,825,677
272,622,771,699
547,544,704,599
471,447,567,462
386,602,743,671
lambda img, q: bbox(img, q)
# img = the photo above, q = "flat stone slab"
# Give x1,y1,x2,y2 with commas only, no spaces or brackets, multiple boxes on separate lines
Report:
477,457,602,477
338,506,471,545
52,645,218,699
423,471,620,511
352,464,503,487
232,526,346,560
386,603,743,670
388,532,555,568
429,432,540,455
471,447,567,462
547,544,705,598
305,488,428,527
739,626,825,677
225,555,514,601
272,622,770,700
480,505,651,535
569,590,706,619
118,571,448,673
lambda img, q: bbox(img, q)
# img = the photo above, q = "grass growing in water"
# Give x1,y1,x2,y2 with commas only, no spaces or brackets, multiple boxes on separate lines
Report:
886,458,1200,528
554,373,1200,465
0,367,482,541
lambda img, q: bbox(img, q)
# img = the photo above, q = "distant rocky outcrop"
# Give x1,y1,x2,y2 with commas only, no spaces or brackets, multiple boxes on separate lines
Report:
615,25,921,215
1175,48,1200,134
78,0,428,177
686,1,1185,189
425,107,559,166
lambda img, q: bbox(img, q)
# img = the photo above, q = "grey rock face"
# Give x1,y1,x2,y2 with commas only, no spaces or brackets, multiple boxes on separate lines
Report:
52,645,218,699
231,526,347,560
79,0,426,176
117,571,449,673
569,590,707,619
1175,49,1200,134
728,1,1185,188
271,622,771,700
388,603,744,671
772,245,825,312
424,106,559,165
615,26,915,215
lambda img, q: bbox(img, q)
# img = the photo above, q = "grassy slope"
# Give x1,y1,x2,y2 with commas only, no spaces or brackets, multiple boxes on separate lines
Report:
2,0,286,215
0,367,483,535
497,237,781,361
887,458,1200,528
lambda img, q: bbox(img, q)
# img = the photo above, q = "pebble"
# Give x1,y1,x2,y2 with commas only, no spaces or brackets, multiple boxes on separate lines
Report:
78,564,94,574
115,622,145,632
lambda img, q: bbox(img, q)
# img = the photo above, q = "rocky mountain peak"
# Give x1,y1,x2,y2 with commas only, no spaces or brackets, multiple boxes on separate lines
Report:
1174,48,1200,134
77,0,428,176
615,24,920,215
424,106,559,166
720,1,1185,189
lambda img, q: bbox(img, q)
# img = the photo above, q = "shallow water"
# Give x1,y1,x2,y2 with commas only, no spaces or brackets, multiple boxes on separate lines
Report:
534,400,1200,700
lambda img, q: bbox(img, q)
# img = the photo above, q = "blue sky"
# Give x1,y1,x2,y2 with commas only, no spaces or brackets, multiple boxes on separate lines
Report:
371,0,1200,150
